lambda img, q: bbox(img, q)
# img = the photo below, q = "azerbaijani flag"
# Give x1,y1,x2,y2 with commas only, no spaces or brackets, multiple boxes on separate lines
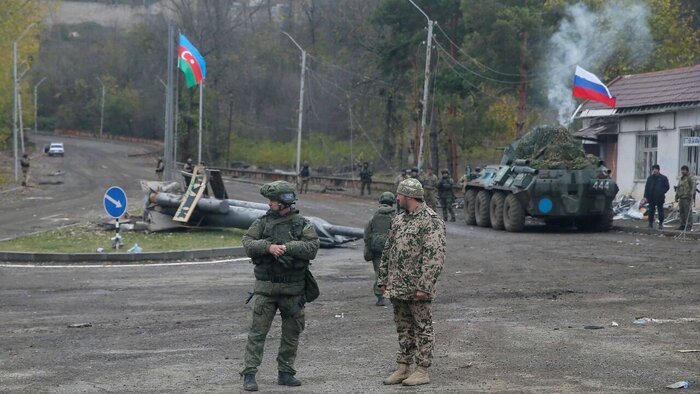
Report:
572,65,616,108
179,34,206,88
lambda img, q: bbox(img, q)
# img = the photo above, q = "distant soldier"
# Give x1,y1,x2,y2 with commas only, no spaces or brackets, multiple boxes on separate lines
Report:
20,153,30,186
643,164,670,229
363,192,396,306
419,168,438,210
394,169,409,213
183,157,194,173
299,161,310,194
409,167,419,179
437,169,456,222
458,165,471,192
378,178,446,386
675,165,696,231
155,157,164,181
360,162,373,196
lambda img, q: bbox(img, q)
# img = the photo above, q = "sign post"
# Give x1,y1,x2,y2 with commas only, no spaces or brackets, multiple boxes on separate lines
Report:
104,186,128,249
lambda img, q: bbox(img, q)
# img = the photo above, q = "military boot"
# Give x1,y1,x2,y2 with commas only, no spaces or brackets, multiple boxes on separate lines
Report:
402,366,430,386
376,296,386,306
243,373,258,391
278,371,301,386
383,363,411,385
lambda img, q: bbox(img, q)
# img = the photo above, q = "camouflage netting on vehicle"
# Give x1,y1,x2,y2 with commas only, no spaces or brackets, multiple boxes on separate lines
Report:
513,125,599,169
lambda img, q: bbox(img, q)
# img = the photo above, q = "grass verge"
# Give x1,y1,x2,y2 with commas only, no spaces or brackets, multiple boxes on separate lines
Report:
0,223,244,253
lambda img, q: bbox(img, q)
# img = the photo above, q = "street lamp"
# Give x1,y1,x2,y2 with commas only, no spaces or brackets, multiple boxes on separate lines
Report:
96,76,105,138
34,77,47,134
13,22,36,183
281,31,306,180
408,0,435,172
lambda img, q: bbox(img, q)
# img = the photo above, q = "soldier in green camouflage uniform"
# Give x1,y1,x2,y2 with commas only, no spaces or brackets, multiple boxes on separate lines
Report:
419,168,438,210
363,192,396,306
378,178,446,387
675,165,696,230
240,181,320,391
437,169,456,222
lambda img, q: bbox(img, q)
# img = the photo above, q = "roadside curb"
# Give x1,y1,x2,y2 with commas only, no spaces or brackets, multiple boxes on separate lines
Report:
0,246,247,264
612,224,700,240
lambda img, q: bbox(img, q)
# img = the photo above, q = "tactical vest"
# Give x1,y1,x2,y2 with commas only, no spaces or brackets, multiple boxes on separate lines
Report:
253,212,309,283
369,206,395,253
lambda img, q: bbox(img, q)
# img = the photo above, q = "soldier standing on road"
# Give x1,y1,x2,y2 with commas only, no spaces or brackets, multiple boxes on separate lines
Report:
643,164,670,229
419,168,438,210
675,165,696,231
437,169,456,222
299,161,310,194
20,153,30,186
378,178,446,387
240,181,320,391
360,162,373,196
183,157,194,173
363,192,396,306
155,157,164,181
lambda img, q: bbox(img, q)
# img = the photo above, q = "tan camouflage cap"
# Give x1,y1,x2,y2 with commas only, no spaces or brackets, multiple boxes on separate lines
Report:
397,178,424,199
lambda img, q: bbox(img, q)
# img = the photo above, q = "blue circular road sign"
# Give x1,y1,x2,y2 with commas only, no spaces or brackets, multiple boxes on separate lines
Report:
104,186,128,219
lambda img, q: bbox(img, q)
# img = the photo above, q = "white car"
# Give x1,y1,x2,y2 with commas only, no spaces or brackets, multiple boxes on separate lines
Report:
48,142,64,157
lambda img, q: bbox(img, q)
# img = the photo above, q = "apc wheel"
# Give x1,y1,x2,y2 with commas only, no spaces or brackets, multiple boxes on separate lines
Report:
475,190,492,227
489,192,506,230
577,209,613,232
503,193,525,232
464,189,477,225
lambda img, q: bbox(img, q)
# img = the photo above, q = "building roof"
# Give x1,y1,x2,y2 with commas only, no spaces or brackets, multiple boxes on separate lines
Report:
580,64,700,113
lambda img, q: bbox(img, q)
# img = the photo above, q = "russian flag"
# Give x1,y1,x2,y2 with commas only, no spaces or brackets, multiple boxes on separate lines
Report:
572,66,616,108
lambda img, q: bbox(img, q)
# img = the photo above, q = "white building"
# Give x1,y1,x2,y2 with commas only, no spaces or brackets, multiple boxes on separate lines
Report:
576,64,700,203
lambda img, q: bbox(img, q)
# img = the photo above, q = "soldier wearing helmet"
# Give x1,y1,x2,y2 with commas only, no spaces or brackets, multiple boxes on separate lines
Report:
363,191,396,306
419,168,438,210
437,169,456,222
183,157,194,173
378,178,446,386
240,180,320,391
155,157,164,181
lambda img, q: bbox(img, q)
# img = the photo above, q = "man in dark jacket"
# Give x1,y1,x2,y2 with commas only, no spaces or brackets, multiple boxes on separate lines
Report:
360,162,373,196
643,164,670,229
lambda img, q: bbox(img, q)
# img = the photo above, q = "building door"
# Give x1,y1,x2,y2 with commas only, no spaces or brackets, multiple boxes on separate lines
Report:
680,128,699,175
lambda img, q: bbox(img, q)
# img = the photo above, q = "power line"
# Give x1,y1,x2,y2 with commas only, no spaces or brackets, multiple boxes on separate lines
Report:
434,39,525,85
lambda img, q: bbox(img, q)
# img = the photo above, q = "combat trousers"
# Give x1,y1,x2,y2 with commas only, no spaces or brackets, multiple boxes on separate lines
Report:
424,191,437,210
241,294,305,375
648,199,665,226
361,181,371,195
298,178,309,194
372,258,382,298
440,197,455,221
679,198,692,229
391,299,434,367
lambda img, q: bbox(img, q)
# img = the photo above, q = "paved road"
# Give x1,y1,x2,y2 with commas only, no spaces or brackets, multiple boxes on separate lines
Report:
0,134,155,241
1,168,699,392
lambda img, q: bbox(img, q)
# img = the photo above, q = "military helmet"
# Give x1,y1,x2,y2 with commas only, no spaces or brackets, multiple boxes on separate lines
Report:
397,178,424,199
187,158,193,163
441,168,450,174
379,191,396,205
260,180,297,205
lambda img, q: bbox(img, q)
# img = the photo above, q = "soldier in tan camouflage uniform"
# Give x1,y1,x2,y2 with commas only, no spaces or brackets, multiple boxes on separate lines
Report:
419,168,438,210
675,165,696,231
378,178,446,387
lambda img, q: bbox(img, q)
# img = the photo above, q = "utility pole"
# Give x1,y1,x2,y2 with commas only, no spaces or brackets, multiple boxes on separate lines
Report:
163,24,176,181
96,76,105,138
409,0,434,172
34,77,46,134
13,23,36,183
348,96,356,191
282,31,306,179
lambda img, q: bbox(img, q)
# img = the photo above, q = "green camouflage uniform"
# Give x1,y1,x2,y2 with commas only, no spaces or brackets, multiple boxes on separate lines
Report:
241,209,320,376
363,204,396,298
420,173,439,210
437,175,456,221
378,203,446,367
676,174,696,229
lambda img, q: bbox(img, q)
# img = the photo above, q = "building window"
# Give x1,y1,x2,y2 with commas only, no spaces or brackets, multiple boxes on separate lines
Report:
636,134,657,180
680,127,699,175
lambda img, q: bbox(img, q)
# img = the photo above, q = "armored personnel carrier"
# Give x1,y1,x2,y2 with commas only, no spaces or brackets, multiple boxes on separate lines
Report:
463,125,619,232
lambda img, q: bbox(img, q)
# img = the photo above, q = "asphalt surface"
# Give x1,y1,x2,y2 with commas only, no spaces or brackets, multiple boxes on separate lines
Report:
1,136,699,392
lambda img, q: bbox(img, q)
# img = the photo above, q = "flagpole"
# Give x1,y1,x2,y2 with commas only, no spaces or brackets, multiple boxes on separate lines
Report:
163,24,176,182
198,81,203,164
568,102,584,124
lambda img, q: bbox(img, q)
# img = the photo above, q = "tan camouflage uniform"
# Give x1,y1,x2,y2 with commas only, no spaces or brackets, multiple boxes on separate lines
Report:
378,202,446,368
676,173,696,230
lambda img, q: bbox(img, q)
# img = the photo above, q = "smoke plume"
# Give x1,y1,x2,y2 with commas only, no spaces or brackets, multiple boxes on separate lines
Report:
546,1,652,125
